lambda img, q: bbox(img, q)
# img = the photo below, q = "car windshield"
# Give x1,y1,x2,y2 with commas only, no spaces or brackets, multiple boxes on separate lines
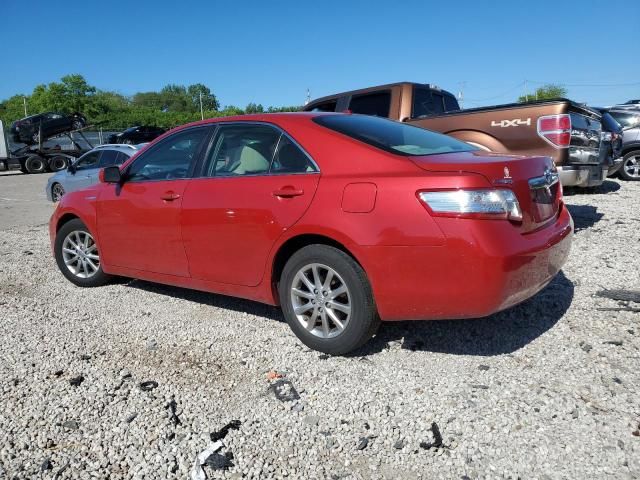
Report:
313,114,476,156
609,111,640,129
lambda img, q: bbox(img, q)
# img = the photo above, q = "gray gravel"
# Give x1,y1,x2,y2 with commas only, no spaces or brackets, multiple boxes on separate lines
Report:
1,178,639,479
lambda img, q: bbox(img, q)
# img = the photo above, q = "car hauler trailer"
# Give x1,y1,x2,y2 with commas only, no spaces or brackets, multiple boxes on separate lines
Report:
0,120,94,174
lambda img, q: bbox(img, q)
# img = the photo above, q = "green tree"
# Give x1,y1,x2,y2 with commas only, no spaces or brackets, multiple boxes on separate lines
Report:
245,102,264,114
518,84,567,103
267,105,301,113
187,83,219,111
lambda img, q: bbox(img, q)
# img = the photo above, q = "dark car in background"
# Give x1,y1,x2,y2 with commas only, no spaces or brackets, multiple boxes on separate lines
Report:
108,126,165,145
10,112,86,144
612,100,640,111
593,108,624,176
599,109,640,181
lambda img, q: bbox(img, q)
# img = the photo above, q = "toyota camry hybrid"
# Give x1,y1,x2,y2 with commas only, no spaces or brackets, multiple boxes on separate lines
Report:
49,113,573,354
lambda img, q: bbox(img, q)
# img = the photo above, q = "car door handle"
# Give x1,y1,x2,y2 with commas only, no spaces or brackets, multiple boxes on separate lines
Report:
273,187,304,198
160,191,181,201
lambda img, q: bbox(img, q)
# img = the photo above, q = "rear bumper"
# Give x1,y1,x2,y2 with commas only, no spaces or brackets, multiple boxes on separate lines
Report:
362,204,573,321
558,165,607,187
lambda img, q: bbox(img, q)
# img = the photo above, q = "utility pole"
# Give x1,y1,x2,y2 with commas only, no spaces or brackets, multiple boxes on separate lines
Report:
457,81,466,109
305,88,311,106
524,80,528,102
23,96,27,116
199,92,204,120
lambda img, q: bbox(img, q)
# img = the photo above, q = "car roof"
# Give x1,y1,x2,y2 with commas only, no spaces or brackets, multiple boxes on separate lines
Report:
92,144,140,153
170,111,334,132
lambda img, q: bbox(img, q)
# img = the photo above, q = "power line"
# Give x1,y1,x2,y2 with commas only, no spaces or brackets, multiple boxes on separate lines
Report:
465,81,526,102
527,79,640,88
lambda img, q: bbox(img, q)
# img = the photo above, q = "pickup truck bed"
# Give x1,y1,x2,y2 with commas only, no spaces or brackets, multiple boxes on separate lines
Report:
305,82,606,188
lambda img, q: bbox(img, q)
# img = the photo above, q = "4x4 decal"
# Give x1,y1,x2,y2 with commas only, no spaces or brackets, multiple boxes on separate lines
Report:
491,118,532,128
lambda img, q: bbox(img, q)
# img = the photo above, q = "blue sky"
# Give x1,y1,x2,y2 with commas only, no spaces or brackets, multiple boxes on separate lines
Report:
2,0,639,108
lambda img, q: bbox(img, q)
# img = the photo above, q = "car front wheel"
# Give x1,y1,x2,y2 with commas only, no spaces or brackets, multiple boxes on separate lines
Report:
51,183,65,202
279,244,379,355
619,150,640,181
54,219,112,287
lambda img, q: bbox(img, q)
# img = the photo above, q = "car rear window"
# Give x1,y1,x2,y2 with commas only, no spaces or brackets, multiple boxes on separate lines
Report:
313,114,476,156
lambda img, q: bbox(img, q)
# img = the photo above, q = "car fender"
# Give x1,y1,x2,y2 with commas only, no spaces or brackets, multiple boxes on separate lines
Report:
622,141,640,155
51,188,100,240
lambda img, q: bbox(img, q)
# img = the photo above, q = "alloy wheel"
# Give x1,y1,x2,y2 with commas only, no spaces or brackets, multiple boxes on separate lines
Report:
290,263,351,339
52,183,65,202
61,230,100,279
623,155,640,179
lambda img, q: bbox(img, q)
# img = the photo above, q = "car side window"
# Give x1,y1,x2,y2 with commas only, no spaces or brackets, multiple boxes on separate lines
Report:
98,150,120,167
270,135,317,174
74,151,101,170
127,127,208,182
114,152,130,165
204,124,281,177
349,92,391,117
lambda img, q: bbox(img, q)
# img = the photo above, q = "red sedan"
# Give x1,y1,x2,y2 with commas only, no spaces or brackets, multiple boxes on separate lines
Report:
50,113,573,354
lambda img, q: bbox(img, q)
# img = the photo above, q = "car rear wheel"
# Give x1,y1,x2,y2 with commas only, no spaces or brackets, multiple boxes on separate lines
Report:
279,244,379,355
48,155,69,172
619,150,640,181
24,155,47,174
54,219,112,287
51,183,65,202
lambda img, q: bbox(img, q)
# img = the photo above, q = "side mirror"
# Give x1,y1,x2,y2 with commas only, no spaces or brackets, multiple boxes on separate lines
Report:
67,163,76,174
100,166,122,183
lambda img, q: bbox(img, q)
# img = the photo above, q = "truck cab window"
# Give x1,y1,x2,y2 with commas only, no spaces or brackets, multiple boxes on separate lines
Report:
348,92,391,117
412,88,445,118
309,100,337,112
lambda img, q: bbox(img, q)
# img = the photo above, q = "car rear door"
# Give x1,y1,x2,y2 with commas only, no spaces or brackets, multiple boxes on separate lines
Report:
96,126,210,276
181,123,320,286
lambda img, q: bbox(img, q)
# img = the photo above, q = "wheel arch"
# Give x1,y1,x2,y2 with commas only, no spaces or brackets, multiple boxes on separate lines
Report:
442,129,507,152
621,144,640,157
56,212,80,232
269,232,364,300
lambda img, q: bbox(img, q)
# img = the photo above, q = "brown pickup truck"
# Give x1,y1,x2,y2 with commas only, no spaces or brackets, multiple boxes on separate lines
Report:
304,82,606,188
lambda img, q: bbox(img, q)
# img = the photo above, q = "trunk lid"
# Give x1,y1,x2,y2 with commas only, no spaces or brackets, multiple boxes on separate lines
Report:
410,150,561,232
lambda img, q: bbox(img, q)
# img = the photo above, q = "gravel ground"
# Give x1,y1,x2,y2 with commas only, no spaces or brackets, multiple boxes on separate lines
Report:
0,179,639,479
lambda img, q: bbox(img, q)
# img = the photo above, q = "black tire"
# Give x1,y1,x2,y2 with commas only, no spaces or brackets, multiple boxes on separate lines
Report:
619,150,640,181
48,155,69,172
279,244,379,355
54,218,112,287
24,155,47,174
51,183,65,202
72,119,84,131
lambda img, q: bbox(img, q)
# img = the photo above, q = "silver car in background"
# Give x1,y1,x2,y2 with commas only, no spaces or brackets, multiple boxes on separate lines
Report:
46,144,142,202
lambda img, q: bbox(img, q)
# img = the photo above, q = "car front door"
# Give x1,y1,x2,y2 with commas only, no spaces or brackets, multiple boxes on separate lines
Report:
96,126,210,276
66,151,102,192
181,123,320,286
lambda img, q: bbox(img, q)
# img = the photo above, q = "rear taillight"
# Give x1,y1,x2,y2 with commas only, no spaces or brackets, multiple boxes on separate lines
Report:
418,189,523,222
537,114,571,148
